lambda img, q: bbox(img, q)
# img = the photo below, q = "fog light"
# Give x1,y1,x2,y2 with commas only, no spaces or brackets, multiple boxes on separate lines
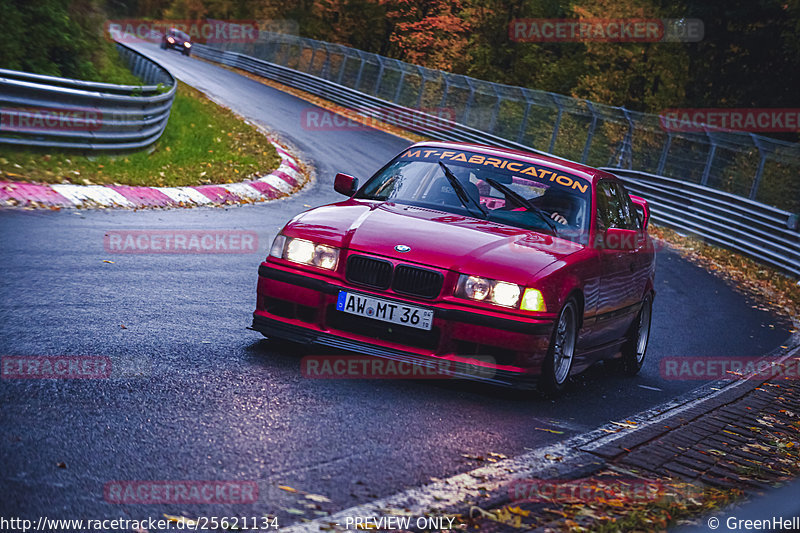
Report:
269,234,286,258
521,288,546,312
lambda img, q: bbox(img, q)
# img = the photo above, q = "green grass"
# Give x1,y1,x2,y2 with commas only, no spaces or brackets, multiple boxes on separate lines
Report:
0,82,281,187
94,40,143,85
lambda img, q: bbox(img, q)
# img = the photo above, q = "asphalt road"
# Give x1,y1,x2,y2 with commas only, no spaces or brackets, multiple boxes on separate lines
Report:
0,43,792,527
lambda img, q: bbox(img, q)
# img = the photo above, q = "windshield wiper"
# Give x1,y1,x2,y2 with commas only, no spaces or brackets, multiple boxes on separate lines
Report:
484,177,558,233
438,161,488,219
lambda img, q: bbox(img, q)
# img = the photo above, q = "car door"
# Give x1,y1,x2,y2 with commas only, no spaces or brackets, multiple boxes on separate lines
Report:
592,180,640,344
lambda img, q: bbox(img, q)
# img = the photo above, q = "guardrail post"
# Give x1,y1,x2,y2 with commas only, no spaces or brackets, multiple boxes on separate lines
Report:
439,74,450,108
353,51,366,91
618,108,635,169
487,85,502,134
321,43,331,79
393,68,406,102
657,133,673,175
700,129,717,186
371,56,384,95
749,134,767,200
581,101,598,164
548,94,562,154
308,43,317,74
516,89,533,144
336,50,349,84
415,66,426,109
462,78,476,124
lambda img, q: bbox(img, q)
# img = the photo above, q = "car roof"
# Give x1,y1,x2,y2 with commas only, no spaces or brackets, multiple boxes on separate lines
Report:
408,140,620,185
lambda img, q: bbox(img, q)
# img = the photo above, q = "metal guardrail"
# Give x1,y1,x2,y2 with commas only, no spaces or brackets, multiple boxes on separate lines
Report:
604,169,800,277
0,42,176,151
193,44,800,277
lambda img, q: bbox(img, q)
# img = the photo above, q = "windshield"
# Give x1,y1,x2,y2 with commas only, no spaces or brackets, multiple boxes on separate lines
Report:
356,148,591,243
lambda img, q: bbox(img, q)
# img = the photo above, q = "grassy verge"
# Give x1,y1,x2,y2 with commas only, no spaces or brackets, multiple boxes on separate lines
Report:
95,39,142,85
0,82,281,188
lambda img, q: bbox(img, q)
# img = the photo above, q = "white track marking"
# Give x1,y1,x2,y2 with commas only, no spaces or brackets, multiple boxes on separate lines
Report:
158,187,208,204
50,184,133,207
224,182,264,199
258,173,293,194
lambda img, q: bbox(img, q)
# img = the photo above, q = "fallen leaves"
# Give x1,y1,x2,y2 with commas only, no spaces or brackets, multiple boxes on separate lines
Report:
305,493,332,503
534,427,564,434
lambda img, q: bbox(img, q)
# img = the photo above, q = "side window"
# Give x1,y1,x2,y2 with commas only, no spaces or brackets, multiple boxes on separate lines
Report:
596,181,636,230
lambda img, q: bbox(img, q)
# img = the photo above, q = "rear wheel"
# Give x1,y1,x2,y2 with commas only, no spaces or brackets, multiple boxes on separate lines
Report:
615,294,652,376
538,299,578,396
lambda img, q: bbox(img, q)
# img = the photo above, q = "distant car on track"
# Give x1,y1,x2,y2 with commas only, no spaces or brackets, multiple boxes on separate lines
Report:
252,141,656,394
160,28,192,56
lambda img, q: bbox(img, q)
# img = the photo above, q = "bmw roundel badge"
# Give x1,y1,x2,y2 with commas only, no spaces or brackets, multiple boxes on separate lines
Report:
395,244,411,253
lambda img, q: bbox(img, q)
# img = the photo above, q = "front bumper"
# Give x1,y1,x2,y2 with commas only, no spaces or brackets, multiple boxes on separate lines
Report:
252,263,555,387
165,41,190,51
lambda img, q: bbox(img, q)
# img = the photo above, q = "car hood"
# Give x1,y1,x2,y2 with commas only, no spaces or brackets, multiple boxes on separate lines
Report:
286,201,583,284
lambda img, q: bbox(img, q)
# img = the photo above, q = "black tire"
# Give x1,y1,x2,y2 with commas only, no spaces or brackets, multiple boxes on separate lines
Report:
160,42,167,50
538,298,578,396
615,293,653,376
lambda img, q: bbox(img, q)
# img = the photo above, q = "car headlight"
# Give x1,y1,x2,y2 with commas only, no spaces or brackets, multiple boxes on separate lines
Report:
269,235,339,271
492,281,521,307
167,37,174,43
184,42,191,47
456,275,522,308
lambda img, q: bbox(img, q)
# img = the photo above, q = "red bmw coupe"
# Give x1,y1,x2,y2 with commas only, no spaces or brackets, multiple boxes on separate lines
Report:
252,141,656,393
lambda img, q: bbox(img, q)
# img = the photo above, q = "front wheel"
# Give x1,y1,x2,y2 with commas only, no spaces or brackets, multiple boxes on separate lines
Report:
615,294,653,376
538,299,578,396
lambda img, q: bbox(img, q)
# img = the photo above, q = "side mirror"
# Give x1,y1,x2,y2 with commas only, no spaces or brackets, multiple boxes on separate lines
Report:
596,227,639,251
334,173,358,197
630,195,650,229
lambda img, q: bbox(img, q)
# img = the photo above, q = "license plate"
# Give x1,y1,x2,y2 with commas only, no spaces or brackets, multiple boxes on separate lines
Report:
336,291,433,331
